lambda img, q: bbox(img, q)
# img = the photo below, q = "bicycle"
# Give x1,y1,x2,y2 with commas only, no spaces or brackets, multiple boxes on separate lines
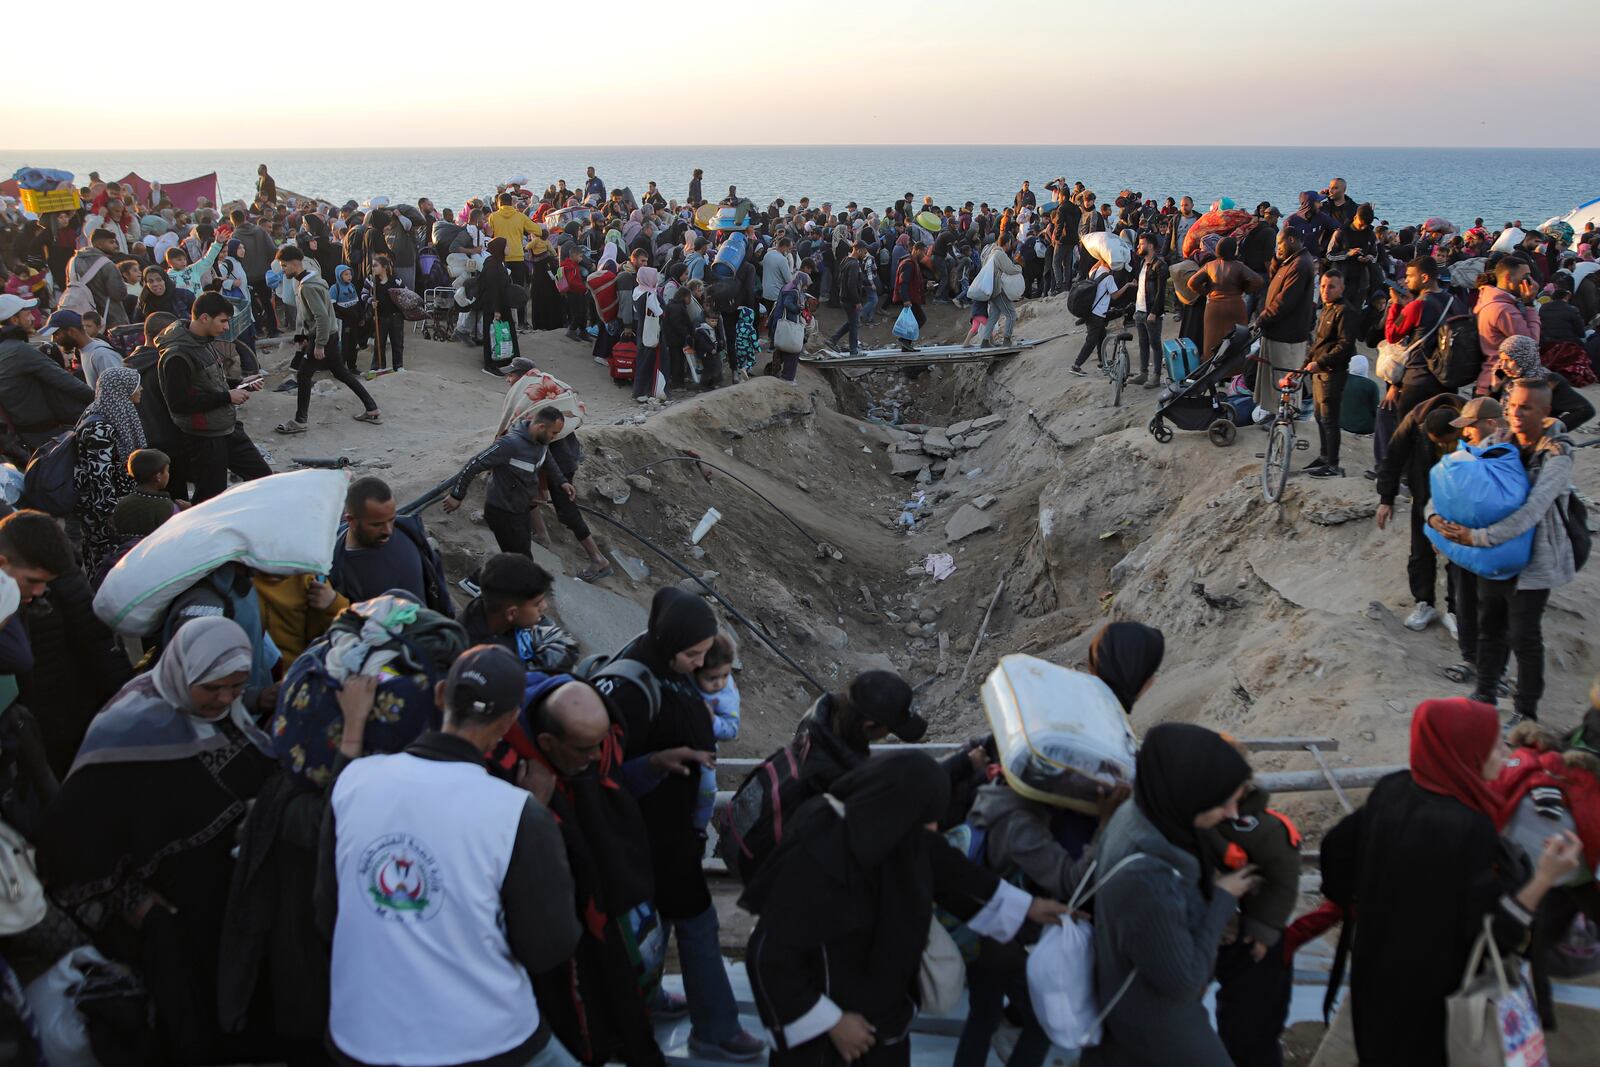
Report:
1097,313,1134,407
1249,351,1312,503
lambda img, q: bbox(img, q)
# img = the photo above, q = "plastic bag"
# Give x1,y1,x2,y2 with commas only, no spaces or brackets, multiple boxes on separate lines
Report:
893,305,920,341
1080,231,1132,270
982,655,1138,814
1374,340,1409,385
1426,443,1536,580
966,256,996,302
1001,271,1025,301
23,947,115,1067
1028,918,1102,1048
491,319,514,362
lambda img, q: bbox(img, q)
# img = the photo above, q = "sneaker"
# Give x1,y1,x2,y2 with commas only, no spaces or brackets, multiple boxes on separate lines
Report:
1131,373,1147,385
1068,366,1087,377
687,1031,767,1063
594,356,609,366
650,991,689,1020
1404,602,1440,631
1443,612,1459,640
457,578,482,598
1306,456,1329,471
273,378,298,394
1306,465,1344,478
1362,468,1378,481
1143,378,1160,389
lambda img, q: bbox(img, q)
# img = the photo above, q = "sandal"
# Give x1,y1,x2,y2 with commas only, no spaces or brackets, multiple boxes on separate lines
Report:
1442,662,1476,684
274,420,308,434
576,563,613,584
354,411,382,424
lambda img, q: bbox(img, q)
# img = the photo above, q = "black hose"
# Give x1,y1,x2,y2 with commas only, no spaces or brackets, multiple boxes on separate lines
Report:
622,455,821,548
575,503,825,694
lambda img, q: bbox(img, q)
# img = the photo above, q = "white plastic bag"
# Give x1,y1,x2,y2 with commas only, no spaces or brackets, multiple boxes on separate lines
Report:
774,316,805,355
1080,231,1132,270
642,309,661,348
0,816,45,935
1374,340,1409,385
1001,271,1025,301
94,469,347,636
966,256,996,302
24,946,111,1067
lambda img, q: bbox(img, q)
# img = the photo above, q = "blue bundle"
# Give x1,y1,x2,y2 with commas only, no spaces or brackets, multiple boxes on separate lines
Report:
10,167,75,191
1425,442,1535,579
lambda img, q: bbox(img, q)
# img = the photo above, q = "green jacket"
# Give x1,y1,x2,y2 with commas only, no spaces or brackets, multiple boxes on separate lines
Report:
294,269,336,346
1207,786,1302,947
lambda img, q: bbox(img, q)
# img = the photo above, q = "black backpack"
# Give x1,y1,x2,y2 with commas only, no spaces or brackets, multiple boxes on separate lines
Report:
20,415,103,517
713,733,813,881
574,640,661,724
1425,298,1483,389
1559,492,1591,571
1066,277,1098,318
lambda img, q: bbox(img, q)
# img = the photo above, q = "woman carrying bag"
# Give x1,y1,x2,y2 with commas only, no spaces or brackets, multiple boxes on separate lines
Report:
1320,698,1582,1065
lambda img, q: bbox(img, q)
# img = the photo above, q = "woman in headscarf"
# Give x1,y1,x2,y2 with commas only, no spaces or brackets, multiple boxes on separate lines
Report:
476,236,522,371
135,264,193,322
608,588,764,1060
888,232,913,307
214,237,256,348
1188,236,1263,359
37,617,278,1062
744,752,953,1066
1320,699,1581,1066
662,279,697,391
1088,621,1166,713
1080,723,1257,1067
72,366,146,572
631,265,666,402
772,269,812,381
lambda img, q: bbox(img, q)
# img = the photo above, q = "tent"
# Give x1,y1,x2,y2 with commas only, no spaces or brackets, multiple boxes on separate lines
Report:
155,173,220,213
1558,196,1600,243
116,172,154,206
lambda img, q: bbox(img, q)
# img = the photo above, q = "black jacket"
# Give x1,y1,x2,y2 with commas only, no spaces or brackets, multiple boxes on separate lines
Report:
123,344,182,449
0,327,92,435
450,423,565,514
328,514,454,618
1376,393,1464,507
1539,299,1586,345
1258,250,1316,343
836,256,866,305
1307,300,1358,373
1134,256,1168,314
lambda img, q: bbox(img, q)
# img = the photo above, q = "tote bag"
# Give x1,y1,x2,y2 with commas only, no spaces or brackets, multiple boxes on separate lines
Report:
1445,915,1549,1067
774,316,805,355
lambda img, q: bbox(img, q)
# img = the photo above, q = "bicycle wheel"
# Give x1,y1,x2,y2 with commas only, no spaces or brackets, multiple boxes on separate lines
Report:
1263,419,1293,503
1111,342,1128,407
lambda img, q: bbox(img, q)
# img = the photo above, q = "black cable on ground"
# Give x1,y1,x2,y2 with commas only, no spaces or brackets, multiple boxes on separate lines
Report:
575,502,826,694
622,455,821,548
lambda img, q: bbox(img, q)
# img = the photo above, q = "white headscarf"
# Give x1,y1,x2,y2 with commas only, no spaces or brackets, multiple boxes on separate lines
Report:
153,615,255,716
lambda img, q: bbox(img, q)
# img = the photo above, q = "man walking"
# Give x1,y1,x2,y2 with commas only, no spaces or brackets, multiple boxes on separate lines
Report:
1376,396,1466,633
155,292,269,502
330,476,454,616
1428,377,1578,724
1303,269,1359,477
273,247,381,435
318,644,583,1067
827,243,868,356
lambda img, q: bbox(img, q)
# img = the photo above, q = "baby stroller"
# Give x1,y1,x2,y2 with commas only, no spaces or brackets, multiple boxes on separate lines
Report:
422,288,457,342
1148,324,1257,447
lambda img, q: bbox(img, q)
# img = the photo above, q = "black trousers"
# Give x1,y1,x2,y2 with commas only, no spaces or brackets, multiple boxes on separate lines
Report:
507,261,530,326
1073,313,1108,368
249,279,279,335
1475,578,1550,718
1448,563,1480,663
181,425,271,504
485,504,532,556
1313,368,1348,466
1214,940,1292,1067
564,292,588,333
1408,503,1451,609
295,347,378,423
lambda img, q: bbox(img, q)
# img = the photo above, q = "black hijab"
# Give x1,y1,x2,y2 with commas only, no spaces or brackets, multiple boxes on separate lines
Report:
1133,723,1251,899
641,587,717,675
1089,622,1165,712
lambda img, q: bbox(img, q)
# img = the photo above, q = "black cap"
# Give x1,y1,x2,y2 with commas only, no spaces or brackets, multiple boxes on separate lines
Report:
443,645,525,719
499,356,537,377
849,670,926,742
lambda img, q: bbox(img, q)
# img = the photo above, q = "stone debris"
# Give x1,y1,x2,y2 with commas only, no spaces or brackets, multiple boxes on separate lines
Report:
946,503,997,543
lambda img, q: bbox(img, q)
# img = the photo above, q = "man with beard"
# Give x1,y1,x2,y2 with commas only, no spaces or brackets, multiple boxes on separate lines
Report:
328,476,454,615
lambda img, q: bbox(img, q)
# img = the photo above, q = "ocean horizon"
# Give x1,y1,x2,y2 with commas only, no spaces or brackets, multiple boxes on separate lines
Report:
8,145,1597,233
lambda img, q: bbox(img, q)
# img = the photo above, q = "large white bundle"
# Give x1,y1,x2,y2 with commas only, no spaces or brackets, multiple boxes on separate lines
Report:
94,469,347,636
1080,231,1132,270
982,654,1138,815
1490,227,1524,254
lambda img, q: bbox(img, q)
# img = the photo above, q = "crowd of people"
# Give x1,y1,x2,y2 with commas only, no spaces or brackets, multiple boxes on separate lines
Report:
0,161,1595,1067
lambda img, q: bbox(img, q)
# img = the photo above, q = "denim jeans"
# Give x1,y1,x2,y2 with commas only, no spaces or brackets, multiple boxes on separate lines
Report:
861,290,879,324
672,905,740,1043
829,304,861,352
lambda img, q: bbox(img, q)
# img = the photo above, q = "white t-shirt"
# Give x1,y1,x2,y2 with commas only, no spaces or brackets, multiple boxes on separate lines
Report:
1135,263,1149,313
1091,266,1116,318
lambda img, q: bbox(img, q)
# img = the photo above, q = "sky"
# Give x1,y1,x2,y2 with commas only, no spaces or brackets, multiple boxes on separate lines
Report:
8,0,1598,150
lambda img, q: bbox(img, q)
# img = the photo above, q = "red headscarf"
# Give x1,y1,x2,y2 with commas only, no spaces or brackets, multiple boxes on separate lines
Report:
1410,698,1507,827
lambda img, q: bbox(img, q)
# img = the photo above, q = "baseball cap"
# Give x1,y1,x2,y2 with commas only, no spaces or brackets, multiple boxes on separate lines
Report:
500,356,537,377
1450,397,1503,428
849,670,927,742
0,294,38,322
36,309,82,339
443,645,526,720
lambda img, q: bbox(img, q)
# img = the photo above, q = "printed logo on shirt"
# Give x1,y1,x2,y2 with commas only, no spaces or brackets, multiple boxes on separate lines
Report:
359,833,444,923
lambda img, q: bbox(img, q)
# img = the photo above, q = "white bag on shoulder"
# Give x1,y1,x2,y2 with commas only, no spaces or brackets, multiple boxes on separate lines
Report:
966,256,997,302
774,316,806,355
1026,852,1151,1050
1001,270,1025,301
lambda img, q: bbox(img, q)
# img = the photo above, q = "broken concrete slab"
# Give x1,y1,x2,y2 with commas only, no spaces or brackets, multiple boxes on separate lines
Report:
973,494,997,510
548,574,648,657
948,419,975,437
946,503,996,542
959,431,992,450
971,414,1007,431
922,433,956,458
894,440,926,453
892,452,932,476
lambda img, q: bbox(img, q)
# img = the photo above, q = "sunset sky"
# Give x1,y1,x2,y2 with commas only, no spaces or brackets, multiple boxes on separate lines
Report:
11,0,1597,150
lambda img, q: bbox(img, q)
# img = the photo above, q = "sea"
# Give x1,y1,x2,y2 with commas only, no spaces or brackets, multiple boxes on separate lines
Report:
6,145,1597,230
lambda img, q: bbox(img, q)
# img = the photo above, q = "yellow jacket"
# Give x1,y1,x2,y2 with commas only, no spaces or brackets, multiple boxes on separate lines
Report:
253,574,348,661
487,206,550,261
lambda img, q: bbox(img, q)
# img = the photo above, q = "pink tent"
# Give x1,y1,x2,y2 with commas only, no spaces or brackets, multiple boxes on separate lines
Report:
116,172,154,206
155,172,220,213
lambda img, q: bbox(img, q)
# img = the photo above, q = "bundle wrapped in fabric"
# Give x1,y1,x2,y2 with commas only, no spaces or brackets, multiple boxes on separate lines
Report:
93,470,347,635
1182,208,1253,258
1490,227,1525,254
1425,443,1535,579
1081,231,1132,270
982,655,1138,815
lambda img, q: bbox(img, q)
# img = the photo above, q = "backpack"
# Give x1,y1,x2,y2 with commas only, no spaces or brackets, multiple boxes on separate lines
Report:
19,415,102,516
574,642,661,725
431,221,464,257
1066,277,1098,318
1425,298,1483,388
1558,492,1591,571
56,255,111,316
713,732,813,881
